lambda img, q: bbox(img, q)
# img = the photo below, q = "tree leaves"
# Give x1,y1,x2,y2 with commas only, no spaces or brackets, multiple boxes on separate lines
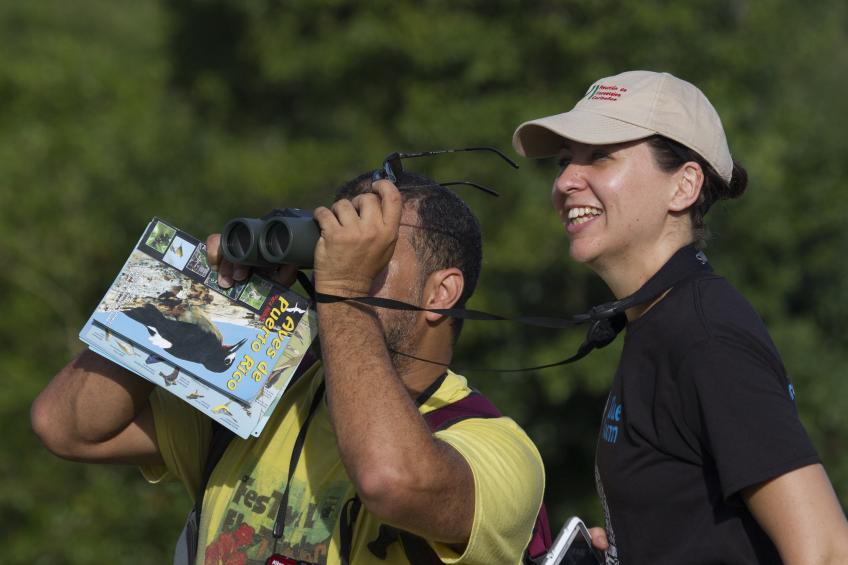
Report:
7,1,848,560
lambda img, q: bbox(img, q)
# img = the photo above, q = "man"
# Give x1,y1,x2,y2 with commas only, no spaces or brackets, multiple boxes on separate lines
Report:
32,171,545,564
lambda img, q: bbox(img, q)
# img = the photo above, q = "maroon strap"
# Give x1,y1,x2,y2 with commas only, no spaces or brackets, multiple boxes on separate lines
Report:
527,508,553,560
350,389,553,564
422,390,552,562
422,391,501,429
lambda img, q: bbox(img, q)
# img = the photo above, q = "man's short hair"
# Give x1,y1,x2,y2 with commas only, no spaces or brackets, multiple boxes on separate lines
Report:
335,171,482,341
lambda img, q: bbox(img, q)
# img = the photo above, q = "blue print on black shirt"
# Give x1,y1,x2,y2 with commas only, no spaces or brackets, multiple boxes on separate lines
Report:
603,395,623,444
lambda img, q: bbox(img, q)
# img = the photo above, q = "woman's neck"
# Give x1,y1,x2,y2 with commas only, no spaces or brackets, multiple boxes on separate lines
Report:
591,238,692,320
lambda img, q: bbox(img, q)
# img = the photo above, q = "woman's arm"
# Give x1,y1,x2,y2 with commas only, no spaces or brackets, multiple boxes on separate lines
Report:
743,463,848,565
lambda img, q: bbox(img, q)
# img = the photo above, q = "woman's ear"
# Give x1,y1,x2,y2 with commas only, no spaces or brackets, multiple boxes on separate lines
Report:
668,161,704,212
422,268,464,323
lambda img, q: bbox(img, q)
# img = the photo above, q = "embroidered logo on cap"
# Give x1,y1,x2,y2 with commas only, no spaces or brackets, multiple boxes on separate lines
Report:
584,83,628,102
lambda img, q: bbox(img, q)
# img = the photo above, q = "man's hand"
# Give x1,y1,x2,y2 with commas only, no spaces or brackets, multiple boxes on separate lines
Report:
312,179,403,297
206,233,299,289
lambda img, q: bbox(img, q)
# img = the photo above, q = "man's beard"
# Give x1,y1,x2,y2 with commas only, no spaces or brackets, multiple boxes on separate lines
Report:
382,284,423,374
384,309,419,373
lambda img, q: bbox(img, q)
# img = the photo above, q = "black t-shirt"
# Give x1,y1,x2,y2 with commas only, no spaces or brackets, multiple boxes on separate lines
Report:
595,252,819,565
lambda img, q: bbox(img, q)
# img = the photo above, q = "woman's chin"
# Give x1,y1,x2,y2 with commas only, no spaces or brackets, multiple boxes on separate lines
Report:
568,240,602,266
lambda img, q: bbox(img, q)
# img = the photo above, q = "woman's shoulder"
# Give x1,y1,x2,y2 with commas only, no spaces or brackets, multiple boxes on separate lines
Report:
689,274,769,334
677,273,783,366
632,272,774,355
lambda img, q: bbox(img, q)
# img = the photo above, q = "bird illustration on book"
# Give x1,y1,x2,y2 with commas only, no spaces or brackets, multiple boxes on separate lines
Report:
286,302,308,315
212,402,233,417
123,302,247,372
279,346,302,363
248,364,293,404
145,353,164,365
186,390,204,400
290,325,307,343
267,365,290,387
159,366,179,386
116,340,138,356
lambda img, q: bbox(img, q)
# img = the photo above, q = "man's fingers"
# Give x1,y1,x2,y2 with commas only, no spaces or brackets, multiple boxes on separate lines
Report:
217,260,235,288
271,264,299,287
232,260,250,280
351,192,383,223
313,206,341,242
371,179,403,228
206,232,249,288
206,233,222,269
324,192,395,236
588,527,609,551
330,198,360,226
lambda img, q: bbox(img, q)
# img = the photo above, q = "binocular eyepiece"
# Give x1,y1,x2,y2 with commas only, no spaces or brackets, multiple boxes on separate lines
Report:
221,208,319,268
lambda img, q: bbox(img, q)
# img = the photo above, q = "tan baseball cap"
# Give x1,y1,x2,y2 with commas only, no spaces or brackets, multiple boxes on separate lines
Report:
512,70,733,183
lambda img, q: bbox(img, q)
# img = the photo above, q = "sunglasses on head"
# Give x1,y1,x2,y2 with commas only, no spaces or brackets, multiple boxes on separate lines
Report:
372,146,518,197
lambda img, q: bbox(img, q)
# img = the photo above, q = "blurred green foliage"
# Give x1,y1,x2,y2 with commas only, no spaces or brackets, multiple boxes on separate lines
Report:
4,1,848,562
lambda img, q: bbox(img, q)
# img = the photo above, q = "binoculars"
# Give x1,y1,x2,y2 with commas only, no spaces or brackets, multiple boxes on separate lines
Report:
220,208,319,268
220,146,514,269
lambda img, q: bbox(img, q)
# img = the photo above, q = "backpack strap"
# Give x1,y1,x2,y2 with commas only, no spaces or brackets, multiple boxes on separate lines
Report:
525,506,553,564
428,391,552,563
421,390,501,429
175,422,234,565
339,496,363,565
195,422,235,520
358,388,552,564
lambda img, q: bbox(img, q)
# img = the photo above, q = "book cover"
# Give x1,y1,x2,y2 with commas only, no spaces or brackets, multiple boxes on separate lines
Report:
80,218,317,437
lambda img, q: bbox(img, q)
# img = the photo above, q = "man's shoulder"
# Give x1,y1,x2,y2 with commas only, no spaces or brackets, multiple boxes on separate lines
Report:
432,372,542,467
422,370,473,411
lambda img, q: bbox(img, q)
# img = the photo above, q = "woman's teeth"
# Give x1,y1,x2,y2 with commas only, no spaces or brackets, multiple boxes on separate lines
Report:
567,207,603,225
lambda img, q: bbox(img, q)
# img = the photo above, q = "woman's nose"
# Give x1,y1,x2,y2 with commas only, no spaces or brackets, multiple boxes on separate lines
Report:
554,163,588,195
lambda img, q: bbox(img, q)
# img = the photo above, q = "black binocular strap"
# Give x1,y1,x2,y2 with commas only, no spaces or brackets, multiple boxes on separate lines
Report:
189,347,322,560
314,245,711,372
270,380,326,541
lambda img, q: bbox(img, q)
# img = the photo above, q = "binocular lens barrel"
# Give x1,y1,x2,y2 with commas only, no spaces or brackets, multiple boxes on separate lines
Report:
221,213,318,268
226,223,253,260
259,216,318,268
260,218,294,265
221,218,271,267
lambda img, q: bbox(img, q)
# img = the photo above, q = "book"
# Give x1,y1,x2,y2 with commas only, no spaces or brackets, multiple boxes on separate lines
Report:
79,217,317,438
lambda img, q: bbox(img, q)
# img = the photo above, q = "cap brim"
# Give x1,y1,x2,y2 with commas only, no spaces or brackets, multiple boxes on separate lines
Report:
512,109,657,158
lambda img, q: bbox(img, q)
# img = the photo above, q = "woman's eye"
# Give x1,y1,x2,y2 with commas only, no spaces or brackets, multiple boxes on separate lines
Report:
591,150,610,161
557,157,572,170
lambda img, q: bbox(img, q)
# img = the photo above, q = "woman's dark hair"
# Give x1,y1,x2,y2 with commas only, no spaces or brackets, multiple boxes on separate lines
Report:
646,135,748,248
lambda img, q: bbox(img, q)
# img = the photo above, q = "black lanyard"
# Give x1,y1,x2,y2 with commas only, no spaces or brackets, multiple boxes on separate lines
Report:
313,245,712,372
267,380,326,561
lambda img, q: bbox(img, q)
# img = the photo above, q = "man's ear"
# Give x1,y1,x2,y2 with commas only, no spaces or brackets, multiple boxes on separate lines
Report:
668,162,704,212
422,268,464,323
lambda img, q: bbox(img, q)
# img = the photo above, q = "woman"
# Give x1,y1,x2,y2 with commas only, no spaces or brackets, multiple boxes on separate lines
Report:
512,70,848,564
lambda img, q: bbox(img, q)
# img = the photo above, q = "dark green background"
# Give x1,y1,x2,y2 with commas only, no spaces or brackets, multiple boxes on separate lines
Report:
4,1,847,562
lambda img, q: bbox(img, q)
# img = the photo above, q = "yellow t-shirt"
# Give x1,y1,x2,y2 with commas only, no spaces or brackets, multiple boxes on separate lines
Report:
143,367,545,565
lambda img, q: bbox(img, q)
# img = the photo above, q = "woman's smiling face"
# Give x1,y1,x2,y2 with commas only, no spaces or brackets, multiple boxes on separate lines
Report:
551,138,682,271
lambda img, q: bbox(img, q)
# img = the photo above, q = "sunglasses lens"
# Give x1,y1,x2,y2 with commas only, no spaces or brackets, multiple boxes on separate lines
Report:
385,157,403,182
